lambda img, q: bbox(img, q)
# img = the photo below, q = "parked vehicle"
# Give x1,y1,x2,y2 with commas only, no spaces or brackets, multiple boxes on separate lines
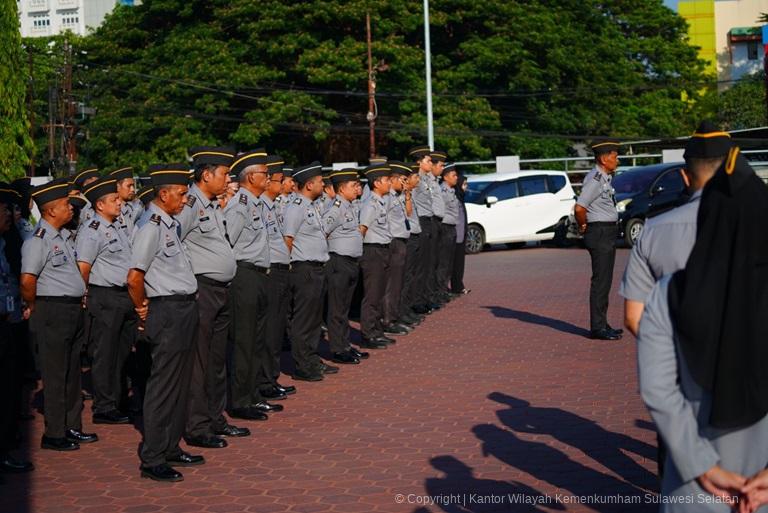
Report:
464,171,576,254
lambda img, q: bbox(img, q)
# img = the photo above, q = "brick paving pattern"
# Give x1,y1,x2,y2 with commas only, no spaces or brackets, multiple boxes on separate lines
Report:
1,246,659,513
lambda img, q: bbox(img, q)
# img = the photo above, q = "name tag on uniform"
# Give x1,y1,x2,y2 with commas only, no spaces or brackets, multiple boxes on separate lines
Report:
6,296,15,313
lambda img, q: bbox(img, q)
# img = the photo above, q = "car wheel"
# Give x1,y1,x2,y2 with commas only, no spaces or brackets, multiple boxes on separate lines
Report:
465,224,485,254
625,218,644,247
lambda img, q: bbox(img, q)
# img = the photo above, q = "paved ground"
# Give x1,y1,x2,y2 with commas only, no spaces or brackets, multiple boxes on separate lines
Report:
1,246,660,513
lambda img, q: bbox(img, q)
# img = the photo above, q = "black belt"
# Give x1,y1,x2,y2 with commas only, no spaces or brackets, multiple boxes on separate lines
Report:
37,296,82,304
588,221,618,227
292,261,326,268
393,237,409,242
195,275,231,288
432,216,443,221
364,243,389,249
330,252,359,262
151,294,197,302
236,261,270,274
410,233,421,239
270,263,291,271
89,284,128,292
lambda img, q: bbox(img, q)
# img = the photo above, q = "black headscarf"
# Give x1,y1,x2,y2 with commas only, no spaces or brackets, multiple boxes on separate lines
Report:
455,174,467,203
669,148,768,429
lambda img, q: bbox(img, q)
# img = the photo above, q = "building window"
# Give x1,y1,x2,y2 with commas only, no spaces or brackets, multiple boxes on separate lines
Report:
747,41,759,61
31,14,50,28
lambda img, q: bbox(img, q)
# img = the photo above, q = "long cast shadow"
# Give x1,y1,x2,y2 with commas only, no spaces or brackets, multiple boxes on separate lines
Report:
482,306,590,337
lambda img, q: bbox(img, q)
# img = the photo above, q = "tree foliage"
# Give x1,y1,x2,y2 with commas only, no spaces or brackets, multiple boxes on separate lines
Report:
704,72,766,131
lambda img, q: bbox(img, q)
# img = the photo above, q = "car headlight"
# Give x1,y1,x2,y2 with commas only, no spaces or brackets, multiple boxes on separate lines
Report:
616,198,632,213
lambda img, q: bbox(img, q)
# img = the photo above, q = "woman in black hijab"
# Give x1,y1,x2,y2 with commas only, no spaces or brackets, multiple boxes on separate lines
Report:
450,174,470,295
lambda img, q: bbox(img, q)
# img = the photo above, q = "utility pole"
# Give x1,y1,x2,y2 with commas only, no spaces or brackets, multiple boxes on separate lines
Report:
423,0,434,150
62,40,77,176
26,46,35,176
366,13,377,158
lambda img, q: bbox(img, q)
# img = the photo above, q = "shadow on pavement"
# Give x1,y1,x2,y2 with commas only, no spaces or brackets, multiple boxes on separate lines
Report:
481,306,590,338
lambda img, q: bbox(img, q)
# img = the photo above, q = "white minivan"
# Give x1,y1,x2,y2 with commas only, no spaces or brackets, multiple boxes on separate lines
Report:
464,171,576,254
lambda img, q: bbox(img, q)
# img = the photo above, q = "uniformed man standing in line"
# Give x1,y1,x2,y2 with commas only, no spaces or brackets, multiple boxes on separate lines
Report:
276,167,297,218
257,155,296,401
408,146,438,313
127,164,203,482
224,150,283,421
437,163,460,297
429,150,449,305
71,168,100,226
574,142,623,340
318,171,336,214
323,169,374,361
76,177,136,425
382,161,414,334
178,147,250,449
282,162,335,381
109,167,141,234
398,164,424,326
359,163,397,347
20,178,97,451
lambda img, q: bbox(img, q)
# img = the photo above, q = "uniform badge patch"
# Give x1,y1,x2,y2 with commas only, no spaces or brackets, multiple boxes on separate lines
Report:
33,227,46,238
186,195,197,207
333,199,341,207
593,173,601,181
239,194,248,205
293,198,302,205
149,214,161,225
89,220,100,230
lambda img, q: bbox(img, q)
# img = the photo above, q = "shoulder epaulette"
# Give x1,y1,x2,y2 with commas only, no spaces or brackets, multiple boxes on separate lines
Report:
89,219,100,230
239,194,248,205
593,172,601,181
333,199,341,208
186,195,197,207
33,227,46,238
293,197,302,205
149,214,161,225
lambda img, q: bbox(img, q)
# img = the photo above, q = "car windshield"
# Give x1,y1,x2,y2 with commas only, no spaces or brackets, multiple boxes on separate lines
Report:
465,181,492,204
612,167,659,194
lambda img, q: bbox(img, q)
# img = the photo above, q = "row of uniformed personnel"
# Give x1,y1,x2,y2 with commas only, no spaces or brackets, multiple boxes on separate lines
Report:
0,144,466,481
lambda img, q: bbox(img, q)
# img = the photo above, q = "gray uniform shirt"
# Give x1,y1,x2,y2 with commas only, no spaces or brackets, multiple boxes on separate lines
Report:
387,190,411,239
282,195,329,263
441,183,459,226
120,200,143,234
75,213,132,287
79,203,96,228
17,218,35,241
260,194,291,265
412,172,434,217
638,276,768,512
431,174,446,219
131,203,197,297
324,197,363,258
360,192,392,245
407,197,422,235
620,190,700,303
21,219,86,297
576,166,618,223
224,189,270,267
176,183,236,283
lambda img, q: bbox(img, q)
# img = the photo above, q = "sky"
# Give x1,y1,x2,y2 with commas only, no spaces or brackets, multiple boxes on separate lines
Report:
664,0,678,10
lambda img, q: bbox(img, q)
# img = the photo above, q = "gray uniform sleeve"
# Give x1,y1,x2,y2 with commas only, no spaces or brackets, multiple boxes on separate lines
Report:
619,233,656,302
223,201,248,247
21,237,46,276
322,204,343,234
576,178,601,209
75,230,101,265
359,201,376,228
130,224,160,272
282,204,303,238
637,277,719,483
176,202,197,240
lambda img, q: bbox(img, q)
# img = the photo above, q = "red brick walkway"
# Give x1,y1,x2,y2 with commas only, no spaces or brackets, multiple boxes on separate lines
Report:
1,246,659,513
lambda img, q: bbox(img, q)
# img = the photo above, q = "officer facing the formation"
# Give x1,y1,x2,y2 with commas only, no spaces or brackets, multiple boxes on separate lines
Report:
127,164,202,482
408,146,438,313
282,161,334,381
224,150,283,421
437,163,460,296
323,169,369,364
76,177,136,425
178,147,249,449
256,155,296,400
20,178,96,451
383,161,413,334
574,142,623,341
359,163,395,348
109,167,141,233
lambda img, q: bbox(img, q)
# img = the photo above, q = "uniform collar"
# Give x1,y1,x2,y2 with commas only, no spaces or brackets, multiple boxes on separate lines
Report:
689,189,703,202
38,218,62,239
148,202,177,229
594,165,612,180
239,187,260,205
96,212,119,228
260,193,276,209
191,183,218,209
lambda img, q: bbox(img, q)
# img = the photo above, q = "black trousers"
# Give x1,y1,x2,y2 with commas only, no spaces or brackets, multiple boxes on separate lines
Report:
437,224,457,295
360,245,390,339
186,279,230,438
140,298,197,467
450,242,466,293
0,320,23,452
326,253,359,354
583,224,618,331
289,262,325,374
429,217,444,300
416,216,434,305
260,266,290,392
383,238,407,326
87,286,137,414
400,234,421,317
229,265,269,409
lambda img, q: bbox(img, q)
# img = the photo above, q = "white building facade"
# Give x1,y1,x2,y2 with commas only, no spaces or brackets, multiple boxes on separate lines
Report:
17,0,137,38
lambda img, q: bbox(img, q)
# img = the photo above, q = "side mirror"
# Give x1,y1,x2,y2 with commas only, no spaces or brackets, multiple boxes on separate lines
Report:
485,196,499,207
651,185,664,196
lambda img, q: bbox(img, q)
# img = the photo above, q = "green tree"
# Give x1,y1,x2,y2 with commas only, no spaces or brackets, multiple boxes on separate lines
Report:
707,72,766,130
0,0,33,181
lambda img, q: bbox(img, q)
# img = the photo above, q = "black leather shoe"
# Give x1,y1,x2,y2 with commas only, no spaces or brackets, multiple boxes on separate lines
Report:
93,410,130,424
293,369,324,382
65,429,98,444
359,338,388,349
167,451,205,467
252,401,284,414
606,325,625,336
261,386,288,401
141,464,183,482
378,335,396,344
428,303,442,311
41,436,79,451
229,407,268,421
383,323,410,335
319,363,339,375
215,424,251,437
412,305,432,315
589,329,622,341
184,435,228,449
276,383,296,395
0,454,34,473
331,351,360,364
349,347,369,360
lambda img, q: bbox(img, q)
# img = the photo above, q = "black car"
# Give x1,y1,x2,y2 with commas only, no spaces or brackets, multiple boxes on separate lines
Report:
613,162,688,246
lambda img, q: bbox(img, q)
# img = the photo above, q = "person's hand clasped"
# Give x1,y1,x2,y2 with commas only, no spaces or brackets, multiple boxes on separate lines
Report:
740,469,768,513
697,465,745,511
135,298,149,321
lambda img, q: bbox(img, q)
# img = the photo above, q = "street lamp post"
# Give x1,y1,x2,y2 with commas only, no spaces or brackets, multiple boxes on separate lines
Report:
423,0,434,150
